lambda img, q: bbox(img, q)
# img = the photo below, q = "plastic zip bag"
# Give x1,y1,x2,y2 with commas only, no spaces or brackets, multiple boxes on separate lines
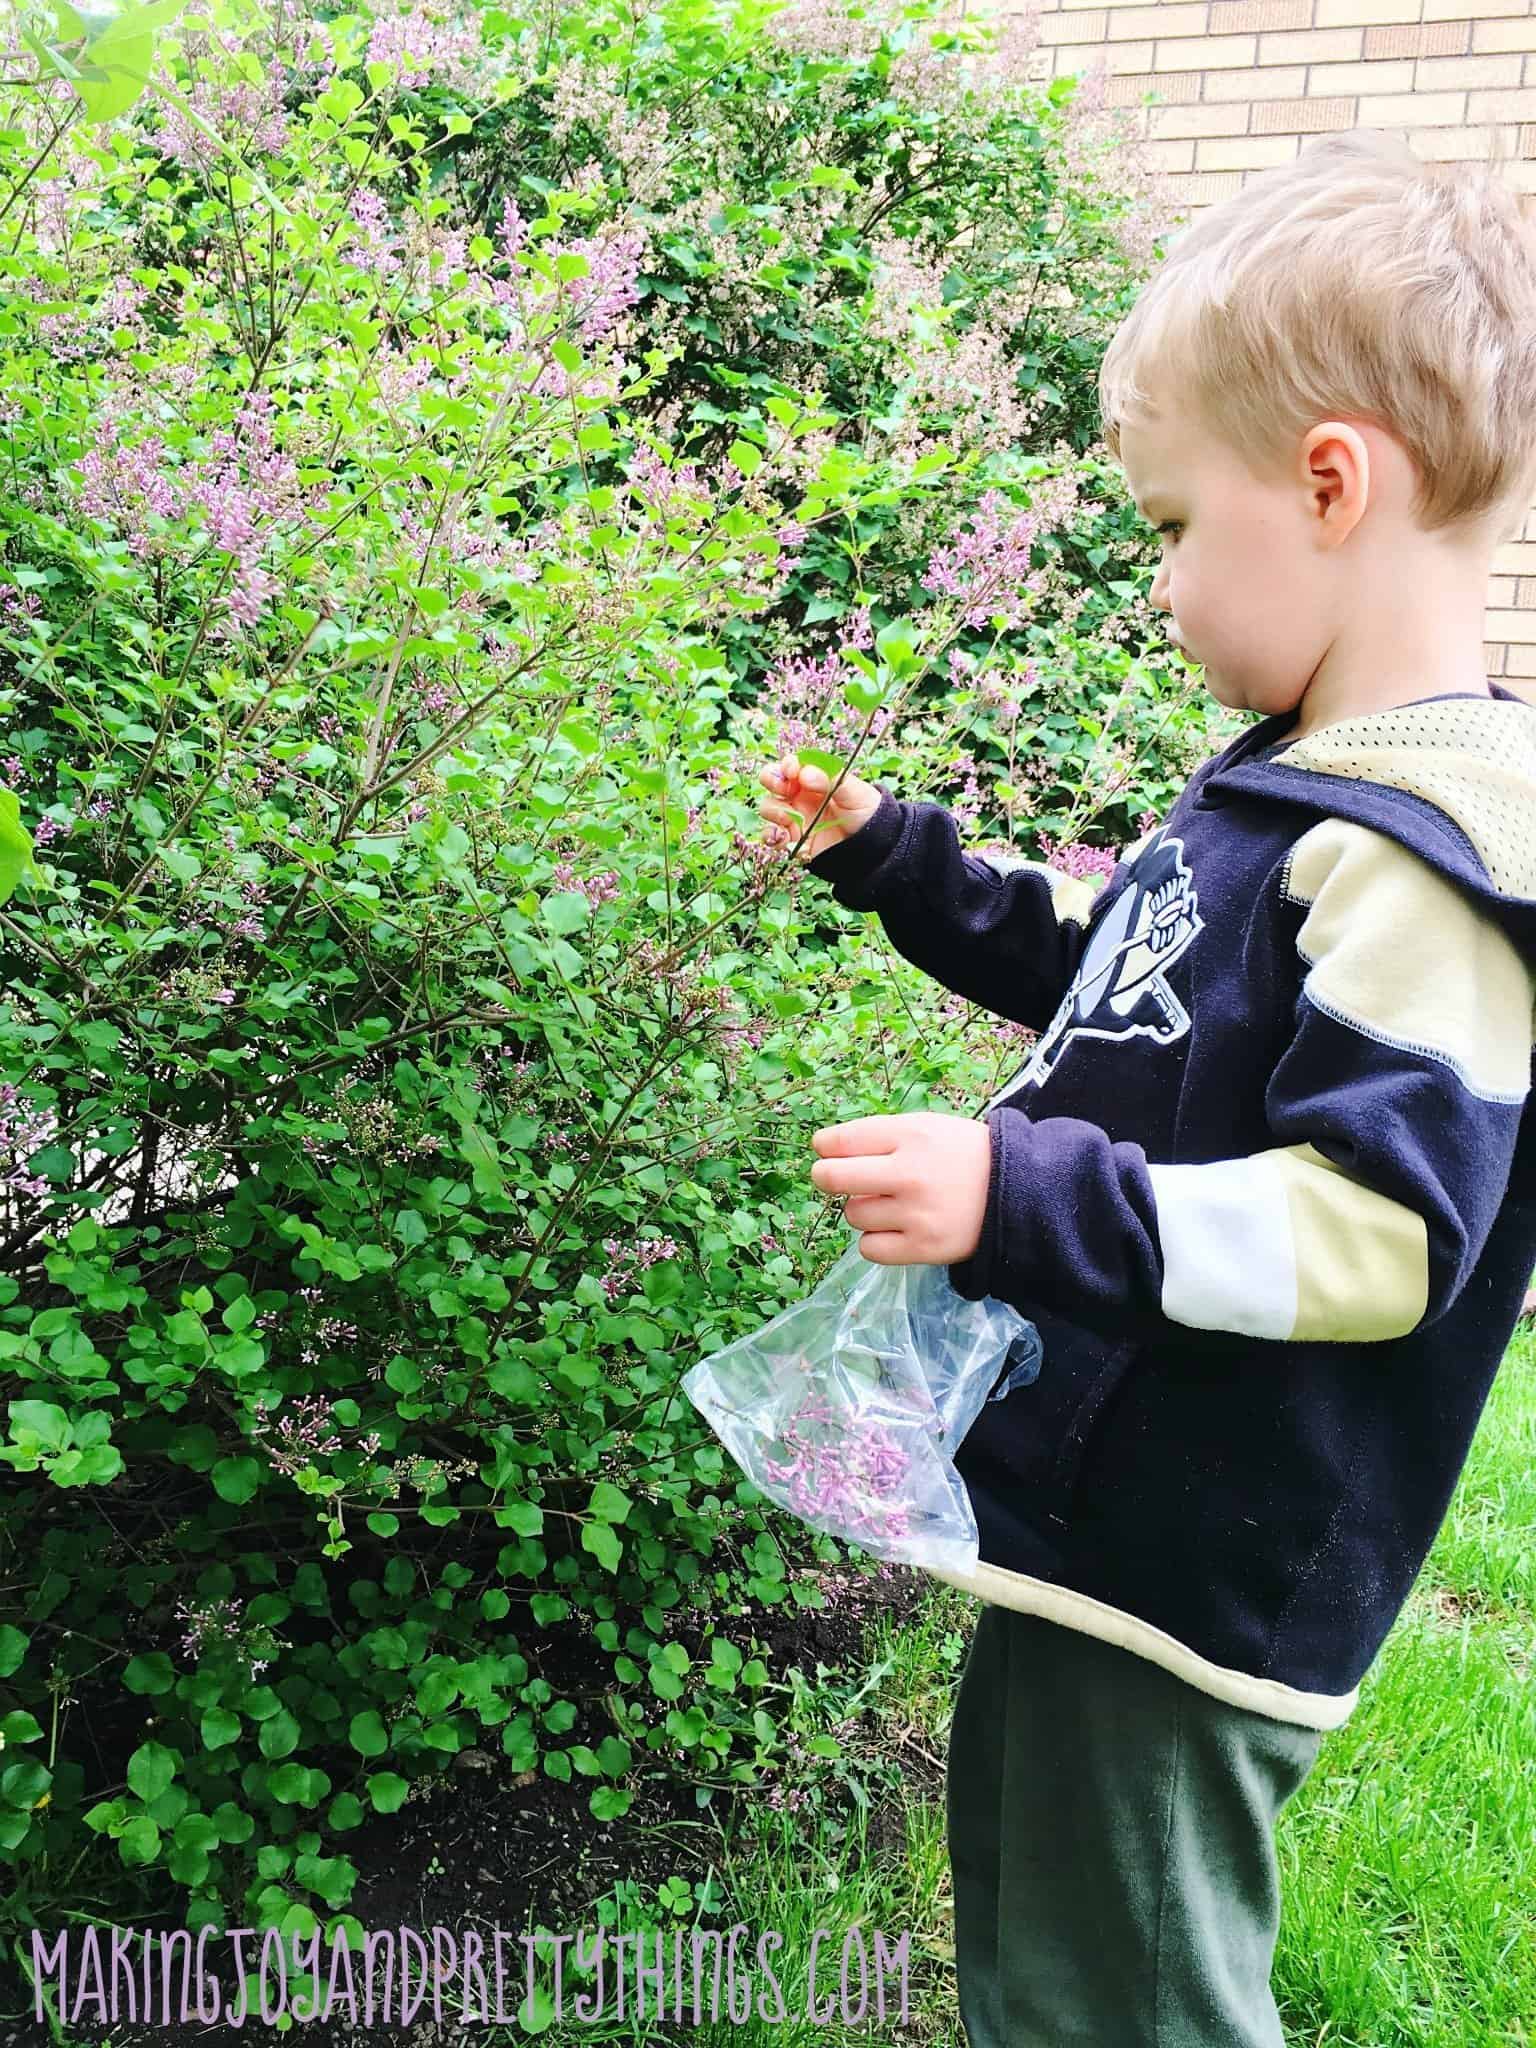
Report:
682,1241,1043,1574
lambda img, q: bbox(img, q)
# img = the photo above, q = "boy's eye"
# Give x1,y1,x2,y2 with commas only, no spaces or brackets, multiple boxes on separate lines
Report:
1155,521,1182,540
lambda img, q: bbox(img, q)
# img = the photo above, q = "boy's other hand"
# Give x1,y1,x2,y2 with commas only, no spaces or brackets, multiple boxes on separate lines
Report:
810,1112,993,1265
757,753,881,863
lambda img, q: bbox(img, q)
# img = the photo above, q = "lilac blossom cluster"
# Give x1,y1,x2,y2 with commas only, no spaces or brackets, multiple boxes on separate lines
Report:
250,1392,382,1479
73,386,319,642
364,0,496,95
599,1233,681,1307
0,1082,55,1200
171,1594,280,1677
921,489,1049,632
760,1382,917,1546
549,861,620,909
154,26,291,172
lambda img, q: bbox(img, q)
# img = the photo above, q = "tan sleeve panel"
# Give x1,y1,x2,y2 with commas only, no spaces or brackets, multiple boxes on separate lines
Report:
1273,1142,1430,1343
1283,817,1536,1104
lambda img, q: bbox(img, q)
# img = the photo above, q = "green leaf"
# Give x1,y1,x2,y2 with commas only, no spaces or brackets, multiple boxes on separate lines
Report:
8,1401,69,1452
126,1741,176,1804
727,438,762,478
117,1813,161,1867
155,843,202,884
367,1772,408,1813
200,1708,240,1749
211,1457,261,1505
580,1521,621,1573
122,1651,174,1695
258,1709,300,1760
589,1482,631,1525
0,1627,30,1679
0,790,41,904
349,1711,388,1758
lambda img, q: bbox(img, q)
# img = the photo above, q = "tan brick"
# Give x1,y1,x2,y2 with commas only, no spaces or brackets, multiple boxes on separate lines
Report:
1194,133,1303,170
1037,11,1109,44
1504,650,1536,685
1519,578,1536,609
1524,123,1536,157
1258,25,1365,62
1423,0,1528,18
1200,62,1308,98
1151,30,1258,66
1485,609,1536,641
1416,53,1524,90
1166,172,1247,207
1364,21,1470,58
1251,97,1359,134
1356,88,1468,123
1315,0,1416,21
1494,543,1536,577
1106,69,1202,103
1408,125,1514,160
1106,2,1210,38
1489,577,1519,607
1304,58,1416,93
1511,160,1536,192
1048,38,1156,69
1146,139,1198,173
1472,19,1536,55
1149,102,1252,139
1469,87,1536,121
1207,0,1308,33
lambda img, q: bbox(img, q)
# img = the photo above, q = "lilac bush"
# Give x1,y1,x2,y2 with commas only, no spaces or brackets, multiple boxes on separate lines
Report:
0,0,1237,1946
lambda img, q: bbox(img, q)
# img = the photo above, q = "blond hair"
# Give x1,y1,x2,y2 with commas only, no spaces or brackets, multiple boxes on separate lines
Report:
1098,129,1536,539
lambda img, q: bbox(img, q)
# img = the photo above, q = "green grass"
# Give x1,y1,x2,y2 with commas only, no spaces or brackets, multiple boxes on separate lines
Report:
468,1331,1536,2047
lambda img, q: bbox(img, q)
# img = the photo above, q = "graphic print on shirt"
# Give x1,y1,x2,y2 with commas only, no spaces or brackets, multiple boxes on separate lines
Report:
983,833,1205,1111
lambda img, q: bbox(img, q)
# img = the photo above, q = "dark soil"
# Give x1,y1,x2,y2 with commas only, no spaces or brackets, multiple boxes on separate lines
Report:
3,1563,945,2048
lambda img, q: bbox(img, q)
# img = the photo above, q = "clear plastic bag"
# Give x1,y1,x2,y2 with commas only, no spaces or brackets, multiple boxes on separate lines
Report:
682,1240,1043,1574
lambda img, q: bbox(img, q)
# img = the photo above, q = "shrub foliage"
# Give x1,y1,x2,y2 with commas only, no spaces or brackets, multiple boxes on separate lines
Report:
0,0,1233,1959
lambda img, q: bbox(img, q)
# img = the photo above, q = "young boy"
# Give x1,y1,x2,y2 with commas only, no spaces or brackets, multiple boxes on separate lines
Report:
759,130,1536,2043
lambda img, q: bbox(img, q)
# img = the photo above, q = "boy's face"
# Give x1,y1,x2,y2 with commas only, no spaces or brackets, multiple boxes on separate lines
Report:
1117,397,1336,725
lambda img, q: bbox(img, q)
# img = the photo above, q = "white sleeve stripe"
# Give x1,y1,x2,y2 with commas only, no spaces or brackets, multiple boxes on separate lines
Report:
1148,1156,1297,1340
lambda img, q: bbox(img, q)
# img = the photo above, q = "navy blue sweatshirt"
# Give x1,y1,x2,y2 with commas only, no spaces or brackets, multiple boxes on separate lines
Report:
806,686,1536,1729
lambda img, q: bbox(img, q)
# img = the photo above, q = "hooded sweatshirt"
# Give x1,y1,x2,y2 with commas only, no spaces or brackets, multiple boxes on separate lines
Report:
805,684,1536,1731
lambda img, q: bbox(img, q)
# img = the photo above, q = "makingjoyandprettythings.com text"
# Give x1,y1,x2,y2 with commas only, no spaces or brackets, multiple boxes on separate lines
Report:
33,1921,914,2029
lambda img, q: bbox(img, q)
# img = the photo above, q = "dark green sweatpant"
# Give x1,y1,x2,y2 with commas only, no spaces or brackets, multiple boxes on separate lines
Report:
945,1605,1324,2047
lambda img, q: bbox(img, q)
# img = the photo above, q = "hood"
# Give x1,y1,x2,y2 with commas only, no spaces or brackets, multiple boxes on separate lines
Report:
1201,684,1536,960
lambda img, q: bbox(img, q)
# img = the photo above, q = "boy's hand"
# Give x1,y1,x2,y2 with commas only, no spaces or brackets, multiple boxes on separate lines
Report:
810,1112,993,1265
758,753,881,863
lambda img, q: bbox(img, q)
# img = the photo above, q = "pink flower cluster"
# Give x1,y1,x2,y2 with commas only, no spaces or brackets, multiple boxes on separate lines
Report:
561,227,648,345
365,2,488,93
74,386,315,642
922,489,1046,632
599,1233,680,1306
1031,834,1120,883
761,1382,916,1546
0,1082,55,1200
549,860,620,910
250,1392,382,1478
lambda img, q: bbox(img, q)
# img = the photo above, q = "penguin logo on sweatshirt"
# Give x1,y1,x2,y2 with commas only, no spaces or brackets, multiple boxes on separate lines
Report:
985,834,1204,1106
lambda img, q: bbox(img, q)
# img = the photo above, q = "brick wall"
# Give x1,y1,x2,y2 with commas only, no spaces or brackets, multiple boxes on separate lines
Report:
1008,0,1536,697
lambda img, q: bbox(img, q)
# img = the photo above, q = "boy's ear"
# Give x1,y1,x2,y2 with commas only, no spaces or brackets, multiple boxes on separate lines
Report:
1301,420,1370,543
